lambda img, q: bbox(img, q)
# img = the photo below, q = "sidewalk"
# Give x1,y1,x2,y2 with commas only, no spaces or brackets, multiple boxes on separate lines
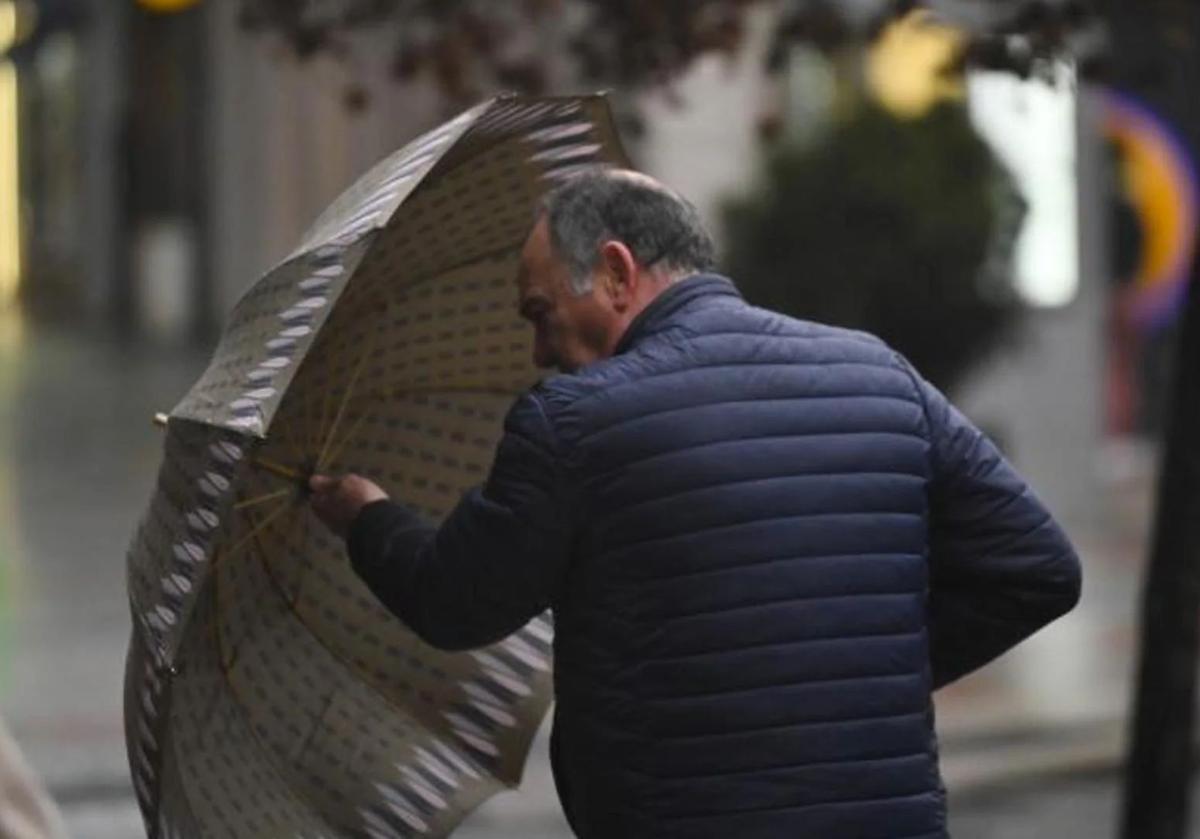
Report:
0,318,1157,837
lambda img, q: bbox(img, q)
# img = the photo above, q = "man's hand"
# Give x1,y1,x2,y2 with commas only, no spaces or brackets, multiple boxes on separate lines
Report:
308,473,390,539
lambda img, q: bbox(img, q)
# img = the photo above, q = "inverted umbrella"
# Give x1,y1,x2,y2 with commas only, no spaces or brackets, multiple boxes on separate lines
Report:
124,93,630,838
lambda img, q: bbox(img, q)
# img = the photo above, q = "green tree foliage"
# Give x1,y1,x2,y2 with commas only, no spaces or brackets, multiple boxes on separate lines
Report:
722,102,1021,393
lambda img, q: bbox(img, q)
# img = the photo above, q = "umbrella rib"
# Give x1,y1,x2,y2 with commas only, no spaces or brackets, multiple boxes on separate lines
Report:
283,388,328,464
381,385,523,399
233,519,471,739
309,383,328,456
338,241,519,308
317,334,377,471
212,497,294,669
320,408,369,472
296,386,326,456
312,384,523,470
222,500,294,566
211,546,234,672
290,513,313,607
272,416,308,468
155,736,205,839
311,381,521,415
251,456,304,483
299,361,332,457
184,611,345,836
353,383,523,404
204,578,461,839
316,380,336,457
234,488,293,511
293,692,338,770
245,507,300,608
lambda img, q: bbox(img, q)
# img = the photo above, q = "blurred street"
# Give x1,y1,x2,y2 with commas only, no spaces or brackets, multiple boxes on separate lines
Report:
0,315,1162,837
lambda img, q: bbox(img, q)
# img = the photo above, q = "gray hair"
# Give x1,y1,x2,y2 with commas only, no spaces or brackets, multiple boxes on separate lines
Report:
536,168,718,296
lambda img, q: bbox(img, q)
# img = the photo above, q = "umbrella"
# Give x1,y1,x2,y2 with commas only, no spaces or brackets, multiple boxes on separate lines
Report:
124,93,630,838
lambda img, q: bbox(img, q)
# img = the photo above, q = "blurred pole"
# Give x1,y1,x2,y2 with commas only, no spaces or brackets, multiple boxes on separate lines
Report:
77,0,127,324
1118,2,1200,837
122,0,213,343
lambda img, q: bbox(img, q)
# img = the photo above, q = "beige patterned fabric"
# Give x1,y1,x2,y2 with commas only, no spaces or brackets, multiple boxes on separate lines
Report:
124,94,629,838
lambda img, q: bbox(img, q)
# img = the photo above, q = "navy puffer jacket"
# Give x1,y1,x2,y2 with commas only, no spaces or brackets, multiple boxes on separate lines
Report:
349,274,1082,838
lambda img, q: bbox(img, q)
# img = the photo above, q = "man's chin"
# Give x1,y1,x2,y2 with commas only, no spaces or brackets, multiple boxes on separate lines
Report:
540,351,574,374
540,349,591,374
535,358,571,375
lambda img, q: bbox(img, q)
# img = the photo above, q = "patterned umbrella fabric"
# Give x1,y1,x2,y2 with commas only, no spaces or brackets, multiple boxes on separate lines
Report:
124,93,629,838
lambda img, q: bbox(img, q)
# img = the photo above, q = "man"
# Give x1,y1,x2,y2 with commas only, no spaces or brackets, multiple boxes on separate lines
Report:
309,168,1081,838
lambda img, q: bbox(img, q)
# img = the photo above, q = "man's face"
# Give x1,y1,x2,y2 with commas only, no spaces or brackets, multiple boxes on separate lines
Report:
516,217,614,373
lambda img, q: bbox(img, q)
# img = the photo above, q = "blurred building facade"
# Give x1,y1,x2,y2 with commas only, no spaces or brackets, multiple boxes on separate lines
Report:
17,5,1143,562
18,1,451,342
19,0,1134,568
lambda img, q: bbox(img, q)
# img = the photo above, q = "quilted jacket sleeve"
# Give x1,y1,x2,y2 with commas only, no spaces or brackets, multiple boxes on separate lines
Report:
345,390,573,651
915,373,1082,688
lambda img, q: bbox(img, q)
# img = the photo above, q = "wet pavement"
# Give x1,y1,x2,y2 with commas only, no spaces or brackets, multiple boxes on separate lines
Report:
0,315,1167,837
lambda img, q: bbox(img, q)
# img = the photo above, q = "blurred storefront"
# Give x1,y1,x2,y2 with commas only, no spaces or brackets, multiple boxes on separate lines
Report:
12,0,202,337
1,1,78,317
14,1,454,344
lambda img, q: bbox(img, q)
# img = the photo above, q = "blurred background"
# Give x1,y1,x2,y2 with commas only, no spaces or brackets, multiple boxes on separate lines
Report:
0,0,1197,836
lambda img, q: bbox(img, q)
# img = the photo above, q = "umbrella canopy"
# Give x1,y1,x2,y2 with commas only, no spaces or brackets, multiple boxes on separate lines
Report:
124,93,630,838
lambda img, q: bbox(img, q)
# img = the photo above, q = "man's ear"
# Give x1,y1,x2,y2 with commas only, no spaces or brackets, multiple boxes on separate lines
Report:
599,240,638,311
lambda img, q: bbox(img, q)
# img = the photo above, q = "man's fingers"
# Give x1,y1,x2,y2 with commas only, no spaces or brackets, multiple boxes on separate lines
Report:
309,474,339,494
306,473,386,540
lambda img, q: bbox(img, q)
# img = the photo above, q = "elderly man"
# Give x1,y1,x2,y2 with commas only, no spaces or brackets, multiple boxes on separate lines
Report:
309,169,1081,838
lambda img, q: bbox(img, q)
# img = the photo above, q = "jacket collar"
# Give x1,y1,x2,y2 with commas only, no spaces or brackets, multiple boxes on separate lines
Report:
613,273,742,356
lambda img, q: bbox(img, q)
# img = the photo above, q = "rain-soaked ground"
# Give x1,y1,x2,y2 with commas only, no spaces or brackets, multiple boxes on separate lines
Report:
0,314,1170,837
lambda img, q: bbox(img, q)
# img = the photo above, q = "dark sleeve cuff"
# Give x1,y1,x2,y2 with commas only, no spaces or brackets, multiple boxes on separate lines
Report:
346,499,419,577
